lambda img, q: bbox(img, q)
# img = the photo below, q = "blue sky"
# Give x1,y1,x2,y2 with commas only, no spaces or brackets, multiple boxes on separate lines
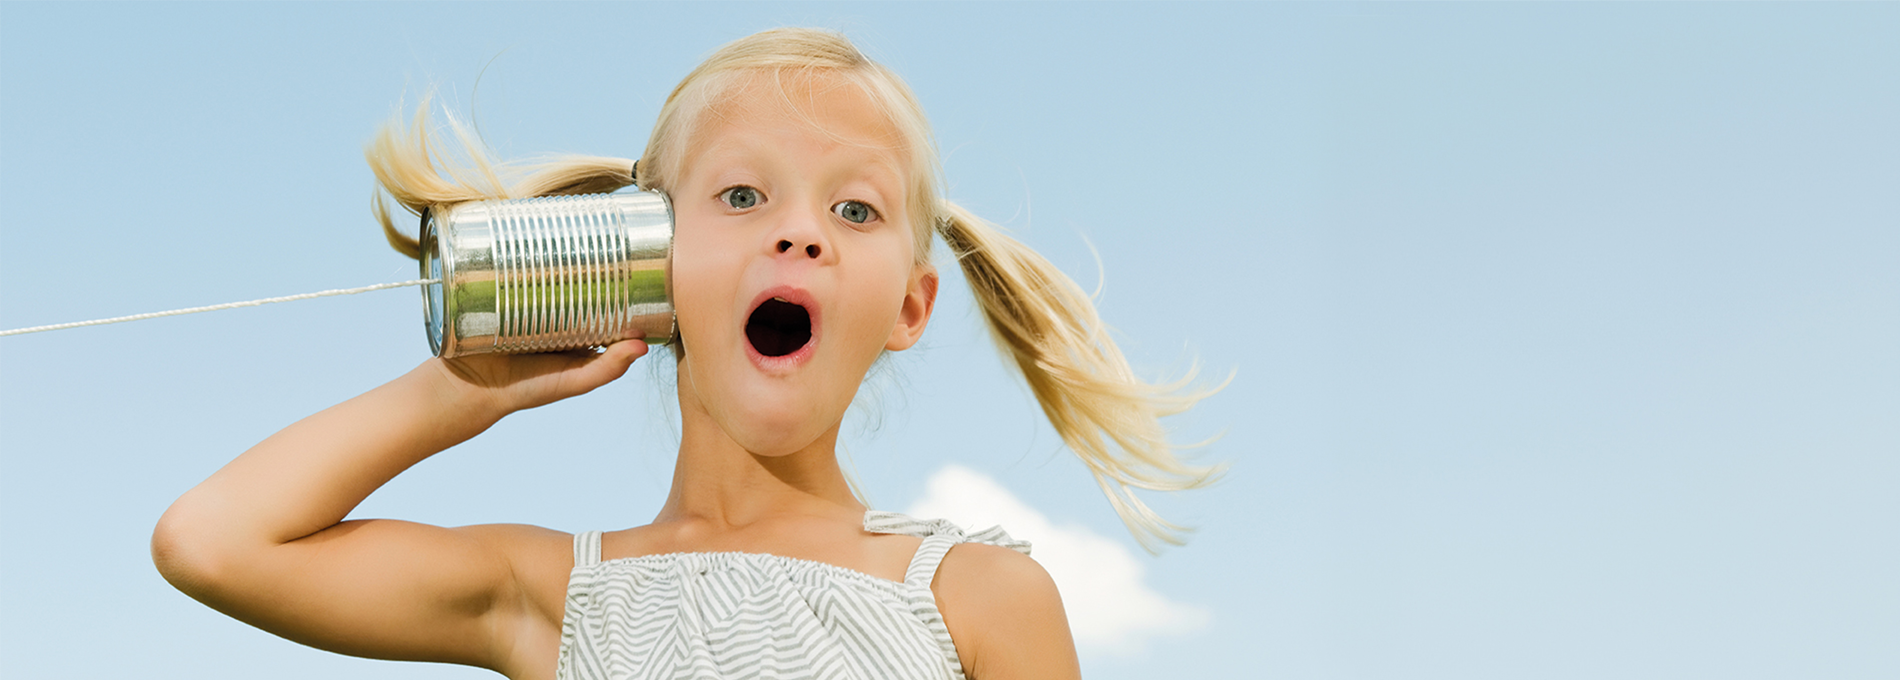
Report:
2,3,1895,679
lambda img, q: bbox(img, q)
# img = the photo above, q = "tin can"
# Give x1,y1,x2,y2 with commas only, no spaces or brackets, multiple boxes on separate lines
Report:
419,189,673,357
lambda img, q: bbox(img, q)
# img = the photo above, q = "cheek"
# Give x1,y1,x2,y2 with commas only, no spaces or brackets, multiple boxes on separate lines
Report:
668,219,740,343
838,243,917,344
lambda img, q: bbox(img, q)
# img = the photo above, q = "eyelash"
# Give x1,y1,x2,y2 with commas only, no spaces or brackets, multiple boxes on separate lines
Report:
832,200,880,225
717,186,882,225
718,186,763,210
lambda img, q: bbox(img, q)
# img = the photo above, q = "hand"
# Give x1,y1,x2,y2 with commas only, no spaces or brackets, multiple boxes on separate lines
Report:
427,340,650,417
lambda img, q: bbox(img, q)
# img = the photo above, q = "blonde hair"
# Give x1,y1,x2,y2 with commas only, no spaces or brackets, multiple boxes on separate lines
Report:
369,28,1226,552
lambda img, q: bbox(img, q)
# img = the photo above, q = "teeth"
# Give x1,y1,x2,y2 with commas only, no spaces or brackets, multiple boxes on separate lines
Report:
773,297,788,303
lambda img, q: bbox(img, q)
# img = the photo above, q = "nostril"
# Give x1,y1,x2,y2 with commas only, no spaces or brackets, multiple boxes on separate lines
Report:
805,244,820,258
777,240,792,253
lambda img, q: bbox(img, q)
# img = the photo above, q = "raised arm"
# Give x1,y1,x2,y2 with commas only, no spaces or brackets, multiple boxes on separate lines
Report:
150,341,646,673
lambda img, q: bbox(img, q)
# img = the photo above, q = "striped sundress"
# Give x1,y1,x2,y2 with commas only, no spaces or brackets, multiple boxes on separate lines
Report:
555,510,1032,680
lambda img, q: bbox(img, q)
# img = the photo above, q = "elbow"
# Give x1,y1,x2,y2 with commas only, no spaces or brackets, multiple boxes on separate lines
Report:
150,498,235,602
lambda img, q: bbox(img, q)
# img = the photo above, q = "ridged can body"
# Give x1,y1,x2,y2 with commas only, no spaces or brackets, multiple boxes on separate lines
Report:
419,190,673,357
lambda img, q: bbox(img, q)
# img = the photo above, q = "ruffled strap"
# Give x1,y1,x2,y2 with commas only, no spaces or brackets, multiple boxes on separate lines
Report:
863,510,1032,587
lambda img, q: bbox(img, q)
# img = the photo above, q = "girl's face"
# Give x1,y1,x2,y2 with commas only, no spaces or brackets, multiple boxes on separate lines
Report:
669,72,937,457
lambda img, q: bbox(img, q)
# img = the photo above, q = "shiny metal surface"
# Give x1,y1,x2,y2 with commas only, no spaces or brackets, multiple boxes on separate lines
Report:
420,189,673,357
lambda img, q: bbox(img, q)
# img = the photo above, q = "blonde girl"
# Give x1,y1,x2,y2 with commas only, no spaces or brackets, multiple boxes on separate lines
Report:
152,28,1220,680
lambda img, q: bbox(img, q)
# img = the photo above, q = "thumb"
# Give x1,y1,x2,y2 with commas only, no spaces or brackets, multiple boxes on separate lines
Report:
572,339,649,387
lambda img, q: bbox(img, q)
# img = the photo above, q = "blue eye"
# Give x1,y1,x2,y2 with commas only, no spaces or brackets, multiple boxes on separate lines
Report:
720,186,761,209
832,200,876,224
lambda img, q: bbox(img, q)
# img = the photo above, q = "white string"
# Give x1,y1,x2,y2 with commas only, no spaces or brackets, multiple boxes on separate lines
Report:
0,279,438,337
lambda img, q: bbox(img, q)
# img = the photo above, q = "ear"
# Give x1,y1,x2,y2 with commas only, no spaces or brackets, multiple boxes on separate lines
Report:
886,263,938,351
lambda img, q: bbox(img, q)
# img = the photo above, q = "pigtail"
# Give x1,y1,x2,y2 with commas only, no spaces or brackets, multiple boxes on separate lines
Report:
937,202,1227,553
366,95,637,260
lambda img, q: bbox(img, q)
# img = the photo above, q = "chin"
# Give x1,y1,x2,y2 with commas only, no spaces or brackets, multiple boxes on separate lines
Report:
733,417,830,457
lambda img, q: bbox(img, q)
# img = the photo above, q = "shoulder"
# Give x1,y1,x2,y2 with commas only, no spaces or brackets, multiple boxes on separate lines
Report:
932,542,1081,680
456,523,574,576
933,541,1052,597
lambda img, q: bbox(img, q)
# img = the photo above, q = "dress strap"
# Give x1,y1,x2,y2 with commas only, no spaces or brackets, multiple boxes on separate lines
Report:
571,530,602,568
864,510,1034,587
904,533,963,586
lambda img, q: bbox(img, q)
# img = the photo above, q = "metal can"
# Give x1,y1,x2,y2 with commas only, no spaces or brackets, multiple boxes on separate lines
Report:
419,189,673,357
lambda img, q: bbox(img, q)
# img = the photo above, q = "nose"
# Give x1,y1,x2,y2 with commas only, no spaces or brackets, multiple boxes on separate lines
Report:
764,206,833,263
776,238,821,259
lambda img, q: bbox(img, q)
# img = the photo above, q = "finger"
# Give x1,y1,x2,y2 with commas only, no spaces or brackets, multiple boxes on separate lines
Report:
569,340,648,388
604,339,650,362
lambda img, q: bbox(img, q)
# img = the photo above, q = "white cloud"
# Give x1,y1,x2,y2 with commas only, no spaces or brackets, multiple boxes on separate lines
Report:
905,464,1209,654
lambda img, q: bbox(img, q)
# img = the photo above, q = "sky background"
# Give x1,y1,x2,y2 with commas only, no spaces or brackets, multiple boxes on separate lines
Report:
2,2,1896,679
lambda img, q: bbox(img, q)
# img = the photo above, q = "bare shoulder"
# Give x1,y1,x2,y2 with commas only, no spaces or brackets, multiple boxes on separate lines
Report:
933,543,1082,680
457,523,573,567
934,542,1054,597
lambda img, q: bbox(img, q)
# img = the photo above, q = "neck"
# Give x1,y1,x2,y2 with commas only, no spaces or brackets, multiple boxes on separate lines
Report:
654,372,864,530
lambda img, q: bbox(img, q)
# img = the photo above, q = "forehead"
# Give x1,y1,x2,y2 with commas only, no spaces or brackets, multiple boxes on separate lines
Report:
683,71,910,182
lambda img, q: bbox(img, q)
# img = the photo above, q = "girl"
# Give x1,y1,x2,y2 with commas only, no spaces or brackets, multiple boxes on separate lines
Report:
152,28,1220,680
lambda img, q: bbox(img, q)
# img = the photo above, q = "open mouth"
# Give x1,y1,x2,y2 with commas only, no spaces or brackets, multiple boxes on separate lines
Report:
746,297,813,357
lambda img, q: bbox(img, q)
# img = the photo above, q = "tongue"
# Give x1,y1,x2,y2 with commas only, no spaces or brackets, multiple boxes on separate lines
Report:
746,298,811,357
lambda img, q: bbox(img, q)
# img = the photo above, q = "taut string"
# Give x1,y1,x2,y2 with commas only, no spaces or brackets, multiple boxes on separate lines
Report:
0,279,437,337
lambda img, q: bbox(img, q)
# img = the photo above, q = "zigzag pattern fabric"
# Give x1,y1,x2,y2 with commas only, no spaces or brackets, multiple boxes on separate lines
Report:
556,511,1032,680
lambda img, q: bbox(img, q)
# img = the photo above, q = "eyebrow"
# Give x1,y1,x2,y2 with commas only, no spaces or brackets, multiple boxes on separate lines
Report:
695,133,907,201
